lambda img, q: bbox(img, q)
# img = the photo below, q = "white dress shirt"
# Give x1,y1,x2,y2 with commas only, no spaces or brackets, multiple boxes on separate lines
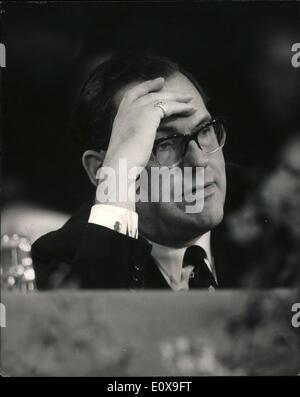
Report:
147,233,215,291
89,203,217,290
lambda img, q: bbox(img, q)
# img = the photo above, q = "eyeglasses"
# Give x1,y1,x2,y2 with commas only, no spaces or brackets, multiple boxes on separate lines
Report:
152,118,226,167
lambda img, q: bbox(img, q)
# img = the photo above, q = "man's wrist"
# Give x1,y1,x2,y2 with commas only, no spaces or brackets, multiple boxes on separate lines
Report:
95,161,137,212
89,203,138,238
94,197,136,212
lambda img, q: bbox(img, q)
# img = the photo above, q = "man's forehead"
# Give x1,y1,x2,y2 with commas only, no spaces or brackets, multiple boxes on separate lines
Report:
113,71,210,132
159,73,210,133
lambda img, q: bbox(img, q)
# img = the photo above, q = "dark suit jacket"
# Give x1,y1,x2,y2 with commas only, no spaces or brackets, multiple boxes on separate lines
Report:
32,163,264,290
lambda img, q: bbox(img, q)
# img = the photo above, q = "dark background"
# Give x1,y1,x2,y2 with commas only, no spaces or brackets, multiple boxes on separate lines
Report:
2,1,300,214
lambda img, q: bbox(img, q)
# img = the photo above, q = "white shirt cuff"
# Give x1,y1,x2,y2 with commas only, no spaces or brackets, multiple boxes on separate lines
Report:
88,204,138,239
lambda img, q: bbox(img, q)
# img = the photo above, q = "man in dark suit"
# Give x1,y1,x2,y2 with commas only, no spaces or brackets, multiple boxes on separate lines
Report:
32,51,256,290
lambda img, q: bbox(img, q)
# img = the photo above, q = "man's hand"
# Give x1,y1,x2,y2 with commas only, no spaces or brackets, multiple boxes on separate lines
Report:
96,77,195,210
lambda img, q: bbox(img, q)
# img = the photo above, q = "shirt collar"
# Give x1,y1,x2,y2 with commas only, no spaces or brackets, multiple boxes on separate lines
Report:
147,232,212,283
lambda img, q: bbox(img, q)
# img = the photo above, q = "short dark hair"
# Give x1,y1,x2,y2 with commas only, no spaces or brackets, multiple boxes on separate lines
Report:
71,51,207,151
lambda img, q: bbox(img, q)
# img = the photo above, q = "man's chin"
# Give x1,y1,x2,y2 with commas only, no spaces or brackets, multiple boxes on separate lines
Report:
193,211,223,232
177,202,224,233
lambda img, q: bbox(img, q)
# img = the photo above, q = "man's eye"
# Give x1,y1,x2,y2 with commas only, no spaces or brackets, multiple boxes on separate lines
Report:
199,126,211,136
157,140,176,151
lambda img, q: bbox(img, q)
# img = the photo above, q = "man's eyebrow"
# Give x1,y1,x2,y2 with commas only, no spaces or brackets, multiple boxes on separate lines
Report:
157,115,212,136
190,115,212,132
157,125,181,135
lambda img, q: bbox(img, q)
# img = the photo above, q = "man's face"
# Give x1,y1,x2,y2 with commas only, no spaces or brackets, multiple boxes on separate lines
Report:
115,72,226,247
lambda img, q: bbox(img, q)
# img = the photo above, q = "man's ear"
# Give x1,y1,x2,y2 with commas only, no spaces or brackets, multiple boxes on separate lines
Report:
82,150,106,186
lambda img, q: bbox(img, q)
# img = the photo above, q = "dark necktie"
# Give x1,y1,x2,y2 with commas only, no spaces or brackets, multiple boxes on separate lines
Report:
182,245,217,289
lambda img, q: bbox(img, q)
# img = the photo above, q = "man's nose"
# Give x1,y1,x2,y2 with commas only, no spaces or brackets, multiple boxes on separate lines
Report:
182,140,209,168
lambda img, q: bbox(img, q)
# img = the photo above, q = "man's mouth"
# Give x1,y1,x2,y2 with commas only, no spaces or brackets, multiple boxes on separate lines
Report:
181,181,216,200
203,182,217,197
191,181,215,193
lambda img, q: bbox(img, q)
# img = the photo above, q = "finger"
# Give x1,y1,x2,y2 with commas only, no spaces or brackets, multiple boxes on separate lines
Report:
122,77,165,104
150,100,196,119
136,91,193,106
